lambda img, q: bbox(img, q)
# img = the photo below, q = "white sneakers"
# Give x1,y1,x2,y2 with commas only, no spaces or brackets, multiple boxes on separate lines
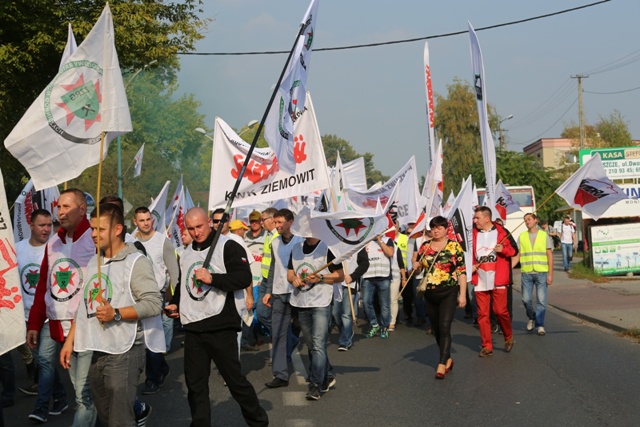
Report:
527,320,534,331
537,326,546,336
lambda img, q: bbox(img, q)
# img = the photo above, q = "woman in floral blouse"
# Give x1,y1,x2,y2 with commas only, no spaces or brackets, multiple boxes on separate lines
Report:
416,215,467,379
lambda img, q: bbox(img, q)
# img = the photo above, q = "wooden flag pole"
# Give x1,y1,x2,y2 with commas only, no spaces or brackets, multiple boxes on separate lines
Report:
95,132,106,327
202,24,305,270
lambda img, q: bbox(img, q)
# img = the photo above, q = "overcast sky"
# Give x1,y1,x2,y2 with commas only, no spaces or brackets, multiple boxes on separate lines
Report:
176,0,639,177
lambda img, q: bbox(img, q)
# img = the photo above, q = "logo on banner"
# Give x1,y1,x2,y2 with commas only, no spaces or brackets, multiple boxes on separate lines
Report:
574,179,619,207
50,258,82,302
151,210,161,228
185,261,215,301
20,263,40,296
326,217,374,245
83,272,112,318
474,74,483,101
44,61,103,145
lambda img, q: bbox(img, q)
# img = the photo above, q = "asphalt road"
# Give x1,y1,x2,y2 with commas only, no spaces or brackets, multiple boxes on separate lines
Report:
3,296,639,427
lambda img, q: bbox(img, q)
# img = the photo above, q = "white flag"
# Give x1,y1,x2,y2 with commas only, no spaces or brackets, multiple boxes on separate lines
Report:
4,4,132,191
468,22,497,218
209,93,330,209
291,206,391,265
0,168,27,355
264,0,319,174
133,143,145,178
555,153,630,221
446,176,475,272
12,181,59,243
148,181,170,233
442,190,456,218
60,23,78,69
184,186,195,210
166,186,187,249
421,139,443,218
494,180,521,221
424,42,437,164
166,175,183,226
341,157,368,191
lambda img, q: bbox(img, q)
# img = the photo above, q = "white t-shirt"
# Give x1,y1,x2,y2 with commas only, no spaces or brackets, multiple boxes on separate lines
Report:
560,223,575,244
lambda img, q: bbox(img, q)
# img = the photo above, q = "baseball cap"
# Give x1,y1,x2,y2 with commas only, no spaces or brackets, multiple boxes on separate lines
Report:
229,219,249,231
249,210,261,221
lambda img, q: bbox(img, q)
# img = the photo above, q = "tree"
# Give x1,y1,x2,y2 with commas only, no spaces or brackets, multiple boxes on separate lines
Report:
0,0,208,202
321,134,389,188
470,149,564,221
434,78,499,194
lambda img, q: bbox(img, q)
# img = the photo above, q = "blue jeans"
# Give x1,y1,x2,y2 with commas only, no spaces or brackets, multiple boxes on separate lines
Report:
271,294,292,381
297,305,334,387
256,279,272,335
411,277,427,320
35,323,66,412
332,287,357,347
521,272,548,328
362,277,391,329
561,243,573,271
69,351,97,427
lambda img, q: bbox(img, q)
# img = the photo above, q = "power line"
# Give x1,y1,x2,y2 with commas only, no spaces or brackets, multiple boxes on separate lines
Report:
584,86,640,95
179,0,611,56
511,97,578,147
583,48,640,76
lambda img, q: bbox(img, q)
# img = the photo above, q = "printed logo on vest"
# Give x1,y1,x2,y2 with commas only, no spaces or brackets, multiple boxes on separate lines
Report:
20,263,40,296
50,258,82,302
186,261,216,301
83,272,113,318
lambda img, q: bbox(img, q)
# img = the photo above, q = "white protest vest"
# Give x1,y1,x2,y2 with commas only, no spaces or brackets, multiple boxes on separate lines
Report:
290,241,333,308
137,232,169,291
16,239,46,320
74,253,165,354
178,235,246,325
362,240,391,279
271,235,305,295
391,245,401,281
45,228,95,321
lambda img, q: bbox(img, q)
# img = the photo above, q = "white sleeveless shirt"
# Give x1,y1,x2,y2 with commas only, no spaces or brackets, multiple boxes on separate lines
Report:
16,239,46,320
289,241,333,308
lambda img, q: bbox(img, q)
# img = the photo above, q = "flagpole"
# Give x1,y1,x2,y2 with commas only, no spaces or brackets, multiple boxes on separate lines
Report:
96,132,106,327
202,24,306,269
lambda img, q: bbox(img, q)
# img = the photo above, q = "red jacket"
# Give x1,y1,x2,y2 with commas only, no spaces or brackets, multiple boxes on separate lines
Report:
27,217,92,342
471,222,517,287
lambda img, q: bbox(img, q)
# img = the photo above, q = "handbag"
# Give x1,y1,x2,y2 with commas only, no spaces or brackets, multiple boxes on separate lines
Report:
416,242,446,297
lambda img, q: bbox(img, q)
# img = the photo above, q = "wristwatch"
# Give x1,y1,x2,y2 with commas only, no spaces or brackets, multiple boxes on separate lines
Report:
319,274,325,283
114,308,122,322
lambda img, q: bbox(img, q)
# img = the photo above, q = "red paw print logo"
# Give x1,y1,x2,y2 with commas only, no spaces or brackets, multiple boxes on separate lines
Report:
293,134,307,164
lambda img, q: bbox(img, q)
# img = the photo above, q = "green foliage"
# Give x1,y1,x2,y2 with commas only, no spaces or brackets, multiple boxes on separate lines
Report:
321,134,389,187
470,149,564,221
561,110,633,150
434,78,499,194
0,0,208,202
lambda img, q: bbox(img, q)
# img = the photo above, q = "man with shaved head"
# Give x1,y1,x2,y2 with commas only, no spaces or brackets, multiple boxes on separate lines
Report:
165,208,268,427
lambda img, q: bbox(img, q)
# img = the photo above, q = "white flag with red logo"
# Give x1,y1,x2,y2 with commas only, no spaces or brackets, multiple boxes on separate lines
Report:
291,206,392,265
264,0,319,175
0,168,27,355
209,93,330,209
4,4,132,190
555,153,629,221
494,180,521,220
166,186,187,249
133,143,145,178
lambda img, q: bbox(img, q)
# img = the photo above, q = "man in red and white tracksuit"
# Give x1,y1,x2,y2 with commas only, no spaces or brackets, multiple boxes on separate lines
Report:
471,206,517,357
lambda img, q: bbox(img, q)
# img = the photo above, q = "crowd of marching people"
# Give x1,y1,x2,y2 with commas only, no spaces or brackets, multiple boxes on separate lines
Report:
1,188,562,427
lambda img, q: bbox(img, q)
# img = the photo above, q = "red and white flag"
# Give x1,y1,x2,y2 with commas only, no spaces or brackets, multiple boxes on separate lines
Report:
166,186,187,249
209,93,330,209
4,4,132,190
166,175,183,226
468,22,497,218
133,143,145,178
424,42,437,164
12,181,59,243
264,0,319,174
291,206,392,265
555,153,630,221
494,180,521,221
0,168,27,355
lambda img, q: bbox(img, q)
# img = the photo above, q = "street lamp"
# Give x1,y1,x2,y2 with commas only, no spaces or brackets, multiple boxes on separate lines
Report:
498,114,514,150
117,60,158,198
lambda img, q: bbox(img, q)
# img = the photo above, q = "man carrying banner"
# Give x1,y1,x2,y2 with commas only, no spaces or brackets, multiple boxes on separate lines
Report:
362,235,395,339
16,209,53,396
164,208,268,427
518,213,553,336
133,207,179,395
288,234,344,400
27,189,97,425
60,203,164,426
471,206,516,357
263,209,304,388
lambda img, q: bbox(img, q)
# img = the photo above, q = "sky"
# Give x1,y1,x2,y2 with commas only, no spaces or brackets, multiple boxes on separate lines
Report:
176,0,639,178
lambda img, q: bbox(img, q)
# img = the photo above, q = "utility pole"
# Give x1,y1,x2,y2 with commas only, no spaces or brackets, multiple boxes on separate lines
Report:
571,74,589,150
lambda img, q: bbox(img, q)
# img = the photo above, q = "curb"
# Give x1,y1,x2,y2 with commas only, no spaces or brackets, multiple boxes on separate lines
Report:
549,303,627,334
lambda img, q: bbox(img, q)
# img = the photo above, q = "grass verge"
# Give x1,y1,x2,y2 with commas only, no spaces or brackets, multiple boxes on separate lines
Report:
619,328,640,342
568,263,609,283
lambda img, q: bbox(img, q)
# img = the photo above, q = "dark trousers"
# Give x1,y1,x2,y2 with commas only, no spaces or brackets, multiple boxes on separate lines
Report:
184,329,268,427
424,286,459,364
145,350,169,386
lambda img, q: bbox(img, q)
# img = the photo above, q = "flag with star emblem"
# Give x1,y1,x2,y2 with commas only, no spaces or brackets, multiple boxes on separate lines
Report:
0,167,27,355
4,4,132,191
264,0,319,174
291,206,392,265
555,153,629,221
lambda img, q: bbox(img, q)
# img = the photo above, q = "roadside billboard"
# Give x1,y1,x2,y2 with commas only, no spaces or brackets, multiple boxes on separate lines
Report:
590,222,640,276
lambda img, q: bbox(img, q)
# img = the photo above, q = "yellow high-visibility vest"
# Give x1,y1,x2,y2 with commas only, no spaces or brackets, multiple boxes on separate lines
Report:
519,231,549,273
260,230,279,279
396,233,409,268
